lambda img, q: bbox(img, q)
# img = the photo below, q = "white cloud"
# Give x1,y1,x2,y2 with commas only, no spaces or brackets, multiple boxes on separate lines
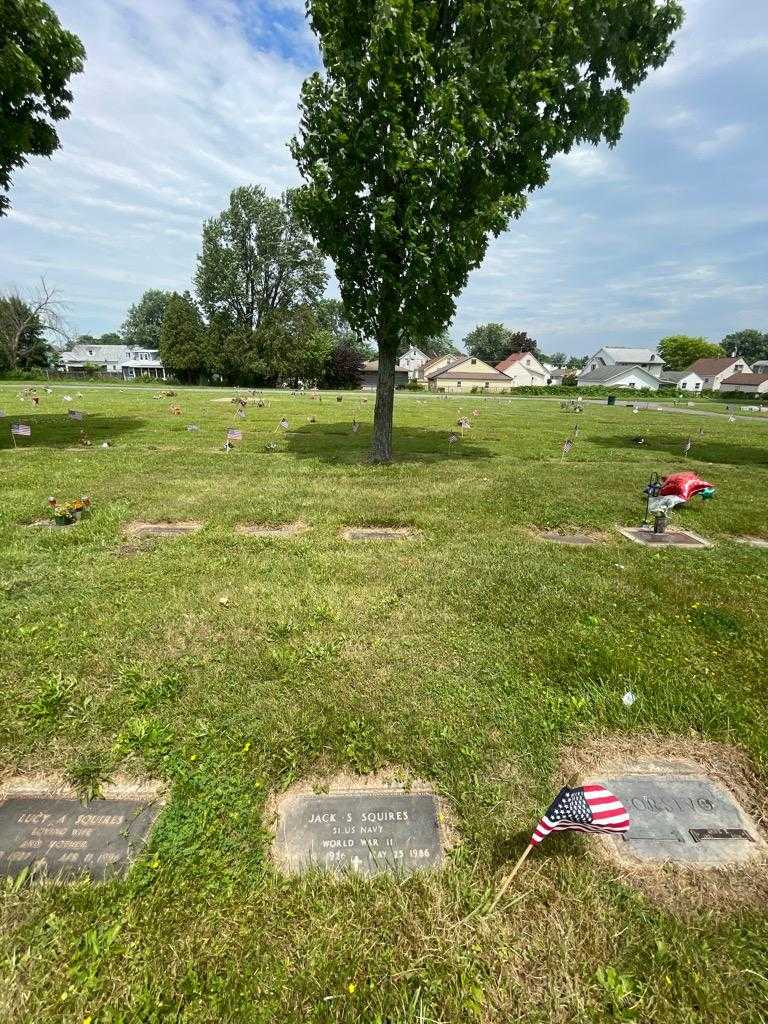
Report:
690,122,748,158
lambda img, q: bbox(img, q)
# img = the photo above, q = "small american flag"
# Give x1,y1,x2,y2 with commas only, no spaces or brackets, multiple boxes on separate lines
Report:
531,784,630,846
11,423,31,437
682,437,692,455
68,410,83,421
562,437,573,456
227,428,242,441
448,432,459,445
236,408,246,419
728,415,735,423
351,420,359,433
279,417,289,430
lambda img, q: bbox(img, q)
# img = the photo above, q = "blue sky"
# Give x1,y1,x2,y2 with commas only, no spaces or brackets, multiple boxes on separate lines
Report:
2,0,767,356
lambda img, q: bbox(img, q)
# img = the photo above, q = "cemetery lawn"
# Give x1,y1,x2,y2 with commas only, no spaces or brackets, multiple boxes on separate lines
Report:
1,383,768,1024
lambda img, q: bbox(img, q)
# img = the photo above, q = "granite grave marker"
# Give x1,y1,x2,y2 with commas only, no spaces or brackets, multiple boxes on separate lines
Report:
595,771,765,866
618,527,711,549
273,789,446,876
0,795,162,881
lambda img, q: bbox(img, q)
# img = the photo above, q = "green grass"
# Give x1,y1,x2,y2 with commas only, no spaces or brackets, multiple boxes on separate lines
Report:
1,383,767,1023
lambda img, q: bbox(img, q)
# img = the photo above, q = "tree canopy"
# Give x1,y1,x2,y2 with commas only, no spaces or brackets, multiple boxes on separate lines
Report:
159,291,205,383
657,335,725,371
292,0,683,459
463,323,537,365
0,295,52,368
195,186,327,336
121,289,172,349
0,0,85,215
720,329,768,365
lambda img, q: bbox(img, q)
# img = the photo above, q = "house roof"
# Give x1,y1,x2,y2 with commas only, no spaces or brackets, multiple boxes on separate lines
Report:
659,370,688,383
687,357,745,375
578,364,659,385
419,352,460,374
425,356,466,379
361,360,409,373
601,347,661,364
721,373,768,386
495,352,526,371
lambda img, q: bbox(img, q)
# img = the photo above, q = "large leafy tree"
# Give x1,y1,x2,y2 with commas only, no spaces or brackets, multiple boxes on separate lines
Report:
292,0,683,460
657,335,725,371
0,295,52,368
720,329,768,365
159,291,205,383
195,185,327,343
1,0,85,215
463,323,537,365
121,289,172,349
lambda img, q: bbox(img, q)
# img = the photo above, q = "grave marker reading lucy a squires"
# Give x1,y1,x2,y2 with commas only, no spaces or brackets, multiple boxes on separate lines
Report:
0,795,162,881
272,790,447,876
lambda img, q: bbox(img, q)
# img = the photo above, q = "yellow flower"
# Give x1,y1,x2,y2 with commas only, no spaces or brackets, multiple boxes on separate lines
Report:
347,983,356,994
84,1017,93,1024
242,741,251,753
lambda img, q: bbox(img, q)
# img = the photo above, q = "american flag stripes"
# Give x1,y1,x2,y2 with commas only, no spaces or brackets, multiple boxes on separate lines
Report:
11,423,31,437
682,437,692,455
530,784,630,847
68,410,84,421
562,437,573,456
227,428,242,441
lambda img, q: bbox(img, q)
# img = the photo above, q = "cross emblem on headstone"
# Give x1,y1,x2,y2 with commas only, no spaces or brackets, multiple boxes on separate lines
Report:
350,855,363,872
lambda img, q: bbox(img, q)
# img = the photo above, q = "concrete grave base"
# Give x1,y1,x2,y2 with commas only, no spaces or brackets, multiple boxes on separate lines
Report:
269,772,452,877
341,526,415,542
0,775,164,883
618,526,712,549
235,521,308,538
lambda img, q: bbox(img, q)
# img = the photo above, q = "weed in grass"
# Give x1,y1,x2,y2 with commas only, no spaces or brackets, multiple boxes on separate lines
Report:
65,751,113,801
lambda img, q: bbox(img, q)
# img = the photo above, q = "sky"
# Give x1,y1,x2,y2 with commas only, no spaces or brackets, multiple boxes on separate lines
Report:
2,0,767,357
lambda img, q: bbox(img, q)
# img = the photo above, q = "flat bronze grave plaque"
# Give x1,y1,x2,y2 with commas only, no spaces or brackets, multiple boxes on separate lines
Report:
341,527,413,542
235,522,307,538
540,531,599,546
274,790,445,876
619,527,711,549
595,772,765,866
0,796,162,881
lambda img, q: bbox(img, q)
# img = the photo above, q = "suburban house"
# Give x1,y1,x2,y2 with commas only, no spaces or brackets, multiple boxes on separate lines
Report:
361,359,410,389
685,357,751,391
495,351,549,386
719,373,768,395
752,360,768,374
660,369,705,392
577,364,661,391
417,352,462,382
399,345,431,380
580,346,665,380
543,365,570,385
59,343,168,380
425,354,511,392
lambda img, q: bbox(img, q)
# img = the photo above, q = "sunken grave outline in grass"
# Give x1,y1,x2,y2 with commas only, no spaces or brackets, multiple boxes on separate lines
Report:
617,526,713,549
234,521,309,538
123,520,203,539
340,526,417,542
0,776,164,883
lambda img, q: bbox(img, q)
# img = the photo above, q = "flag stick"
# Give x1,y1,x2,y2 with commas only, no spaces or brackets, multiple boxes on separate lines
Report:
486,843,534,914
10,428,16,449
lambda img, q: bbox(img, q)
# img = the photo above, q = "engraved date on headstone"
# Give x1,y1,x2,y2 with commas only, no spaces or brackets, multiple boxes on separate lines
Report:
0,796,162,881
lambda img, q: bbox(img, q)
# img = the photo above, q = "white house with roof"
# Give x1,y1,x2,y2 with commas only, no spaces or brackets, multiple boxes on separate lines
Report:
495,351,549,386
399,344,431,380
685,357,751,391
580,346,665,380
577,364,661,391
659,369,705,392
59,343,167,380
719,373,768,395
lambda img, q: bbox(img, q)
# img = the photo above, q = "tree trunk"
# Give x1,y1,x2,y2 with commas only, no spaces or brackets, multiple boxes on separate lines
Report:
370,339,398,462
